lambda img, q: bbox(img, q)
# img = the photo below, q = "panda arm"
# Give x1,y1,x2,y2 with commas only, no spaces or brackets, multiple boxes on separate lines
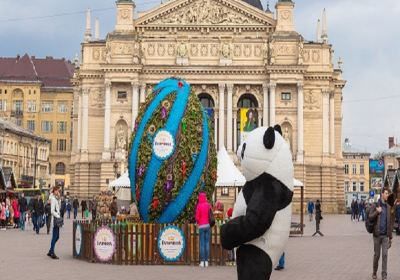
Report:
221,176,285,250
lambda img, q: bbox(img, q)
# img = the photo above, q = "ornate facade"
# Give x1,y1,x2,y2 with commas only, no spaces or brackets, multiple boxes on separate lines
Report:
71,0,346,213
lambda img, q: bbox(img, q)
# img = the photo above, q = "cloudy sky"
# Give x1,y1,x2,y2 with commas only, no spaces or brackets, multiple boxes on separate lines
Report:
1,0,399,154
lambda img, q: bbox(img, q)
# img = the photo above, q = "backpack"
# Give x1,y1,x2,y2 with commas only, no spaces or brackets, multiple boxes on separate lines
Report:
365,205,376,234
208,208,215,227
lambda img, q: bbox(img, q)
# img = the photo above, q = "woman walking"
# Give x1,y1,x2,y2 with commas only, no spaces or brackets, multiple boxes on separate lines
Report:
11,197,20,228
47,186,62,259
195,192,211,267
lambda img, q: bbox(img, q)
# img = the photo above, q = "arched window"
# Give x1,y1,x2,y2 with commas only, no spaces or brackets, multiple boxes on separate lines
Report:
198,93,215,109
236,94,259,150
55,162,65,175
237,94,258,108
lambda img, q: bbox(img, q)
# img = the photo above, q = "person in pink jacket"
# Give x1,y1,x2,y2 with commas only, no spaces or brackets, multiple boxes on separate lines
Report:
195,192,211,267
0,202,6,230
11,198,20,228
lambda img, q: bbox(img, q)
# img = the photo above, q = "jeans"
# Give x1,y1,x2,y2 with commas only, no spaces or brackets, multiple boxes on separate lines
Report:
32,214,38,232
73,208,78,219
373,235,389,278
278,253,285,268
46,214,51,234
49,225,60,255
199,226,211,262
111,216,116,223
67,209,71,219
19,211,25,230
35,215,42,234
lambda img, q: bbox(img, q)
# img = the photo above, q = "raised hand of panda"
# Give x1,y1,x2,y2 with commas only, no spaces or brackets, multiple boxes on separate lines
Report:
220,173,293,250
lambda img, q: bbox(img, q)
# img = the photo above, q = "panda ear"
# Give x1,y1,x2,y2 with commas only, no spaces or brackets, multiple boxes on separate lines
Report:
274,124,282,136
263,127,275,149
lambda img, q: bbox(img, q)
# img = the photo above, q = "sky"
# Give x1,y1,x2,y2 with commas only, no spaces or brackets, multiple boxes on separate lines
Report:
0,0,399,155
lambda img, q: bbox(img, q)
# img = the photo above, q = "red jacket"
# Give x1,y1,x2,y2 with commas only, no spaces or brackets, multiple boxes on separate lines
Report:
195,193,210,226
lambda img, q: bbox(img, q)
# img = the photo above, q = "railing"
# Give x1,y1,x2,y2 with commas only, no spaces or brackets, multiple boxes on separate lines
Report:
11,110,23,117
73,220,230,265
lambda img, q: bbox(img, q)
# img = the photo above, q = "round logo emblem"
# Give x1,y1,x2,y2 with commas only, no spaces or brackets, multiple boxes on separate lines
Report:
153,129,175,160
158,225,186,262
93,226,116,262
74,223,83,256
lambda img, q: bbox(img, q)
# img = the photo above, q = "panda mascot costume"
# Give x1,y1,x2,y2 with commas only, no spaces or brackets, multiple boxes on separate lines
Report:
221,125,294,280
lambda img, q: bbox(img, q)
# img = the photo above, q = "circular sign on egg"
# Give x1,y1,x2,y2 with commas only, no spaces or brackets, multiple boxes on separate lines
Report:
74,223,83,257
153,129,175,160
158,225,186,262
128,78,218,224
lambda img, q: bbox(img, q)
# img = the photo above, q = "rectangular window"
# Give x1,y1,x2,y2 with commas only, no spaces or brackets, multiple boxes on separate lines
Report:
57,121,67,134
352,164,357,174
41,121,53,133
360,164,364,175
281,92,291,101
221,187,229,196
16,119,22,127
57,139,67,151
345,181,350,192
41,101,53,112
117,91,127,100
360,182,365,192
352,181,357,192
13,100,23,112
27,100,36,112
0,100,6,111
344,164,349,174
58,102,68,113
27,120,35,131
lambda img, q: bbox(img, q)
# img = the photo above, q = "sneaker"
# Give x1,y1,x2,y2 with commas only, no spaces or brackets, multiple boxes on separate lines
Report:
204,261,209,267
274,266,284,271
372,273,377,280
50,254,59,260
199,261,204,267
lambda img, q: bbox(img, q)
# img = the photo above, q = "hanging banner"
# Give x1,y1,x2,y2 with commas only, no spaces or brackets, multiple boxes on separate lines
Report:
93,226,116,262
240,108,257,144
157,225,186,262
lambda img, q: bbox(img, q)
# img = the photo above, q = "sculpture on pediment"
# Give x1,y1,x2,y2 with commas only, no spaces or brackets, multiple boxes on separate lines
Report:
91,89,104,109
221,43,233,59
116,123,127,150
105,44,112,63
132,41,141,64
177,42,188,58
298,41,304,65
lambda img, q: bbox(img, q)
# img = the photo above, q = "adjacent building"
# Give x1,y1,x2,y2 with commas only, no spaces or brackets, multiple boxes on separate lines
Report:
0,119,50,189
0,55,74,190
342,138,371,209
382,137,400,171
71,0,346,213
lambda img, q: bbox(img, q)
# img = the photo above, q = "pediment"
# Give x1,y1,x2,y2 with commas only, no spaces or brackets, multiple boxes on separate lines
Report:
135,0,275,27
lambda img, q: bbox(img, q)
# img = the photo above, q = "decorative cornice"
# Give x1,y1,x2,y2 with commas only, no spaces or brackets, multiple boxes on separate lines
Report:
141,67,266,75
266,65,307,74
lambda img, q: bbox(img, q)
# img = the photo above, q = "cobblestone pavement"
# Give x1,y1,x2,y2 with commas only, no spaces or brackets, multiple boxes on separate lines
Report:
1,214,400,280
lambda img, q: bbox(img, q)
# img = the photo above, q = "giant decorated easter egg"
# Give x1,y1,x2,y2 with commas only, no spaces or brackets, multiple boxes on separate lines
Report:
128,78,217,223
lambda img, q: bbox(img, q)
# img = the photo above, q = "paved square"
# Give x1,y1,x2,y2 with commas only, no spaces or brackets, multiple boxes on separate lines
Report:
1,215,400,280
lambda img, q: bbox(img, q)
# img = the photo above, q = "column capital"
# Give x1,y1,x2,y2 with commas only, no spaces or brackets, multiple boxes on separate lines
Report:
329,91,335,99
131,81,139,87
297,82,304,91
226,84,234,93
322,88,330,98
218,83,226,92
105,79,112,88
268,82,277,90
82,88,90,95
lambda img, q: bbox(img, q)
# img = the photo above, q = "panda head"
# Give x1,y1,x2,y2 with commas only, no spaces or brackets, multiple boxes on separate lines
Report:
236,125,294,191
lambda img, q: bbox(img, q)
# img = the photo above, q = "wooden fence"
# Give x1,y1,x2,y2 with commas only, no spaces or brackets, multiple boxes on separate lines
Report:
73,220,232,265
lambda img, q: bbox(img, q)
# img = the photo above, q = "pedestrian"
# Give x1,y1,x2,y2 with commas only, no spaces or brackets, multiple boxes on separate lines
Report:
225,207,235,266
47,186,62,259
395,201,400,235
307,200,315,222
7,196,14,227
81,199,87,219
368,188,393,280
274,252,285,271
44,199,52,235
312,199,324,236
60,197,66,219
66,199,71,219
92,196,97,221
110,196,118,223
32,195,39,232
18,193,28,230
72,197,79,219
195,192,211,267
0,201,6,230
11,197,20,228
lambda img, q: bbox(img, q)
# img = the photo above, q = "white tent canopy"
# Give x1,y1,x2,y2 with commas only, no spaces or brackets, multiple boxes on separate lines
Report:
109,172,130,188
216,146,246,187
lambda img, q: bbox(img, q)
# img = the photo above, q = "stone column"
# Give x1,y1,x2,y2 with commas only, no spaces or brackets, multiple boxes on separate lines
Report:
297,83,304,163
226,84,233,152
322,89,330,155
214,114,218,147
77,90,82,152
263,84,269,126
329,91,335,154
257,109,262,127
140,84,146,103
102,81,111,160
218,84,225,150
81,88,89,153
131,82,139,131
233,111,237,151
269,82,276,125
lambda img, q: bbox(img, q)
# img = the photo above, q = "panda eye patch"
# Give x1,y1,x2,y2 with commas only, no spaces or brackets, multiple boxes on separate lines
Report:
241,143,246,159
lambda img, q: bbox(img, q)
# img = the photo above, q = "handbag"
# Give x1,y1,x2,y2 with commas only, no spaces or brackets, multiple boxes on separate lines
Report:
54,217,64,228
209,208,215,227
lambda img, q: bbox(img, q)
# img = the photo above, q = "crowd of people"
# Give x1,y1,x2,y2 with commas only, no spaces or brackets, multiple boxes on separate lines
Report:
351,199,367,221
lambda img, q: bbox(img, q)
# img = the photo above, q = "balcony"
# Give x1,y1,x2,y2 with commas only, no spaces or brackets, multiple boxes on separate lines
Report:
11,110,23,117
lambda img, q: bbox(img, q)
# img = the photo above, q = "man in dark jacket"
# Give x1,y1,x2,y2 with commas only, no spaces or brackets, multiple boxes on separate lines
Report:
368,188,393,280
44,199,51,234
110,197,118,223
72,197,79,219
18,193,28,230
81,199,87,219
35,197,45,234
31,195,39,232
